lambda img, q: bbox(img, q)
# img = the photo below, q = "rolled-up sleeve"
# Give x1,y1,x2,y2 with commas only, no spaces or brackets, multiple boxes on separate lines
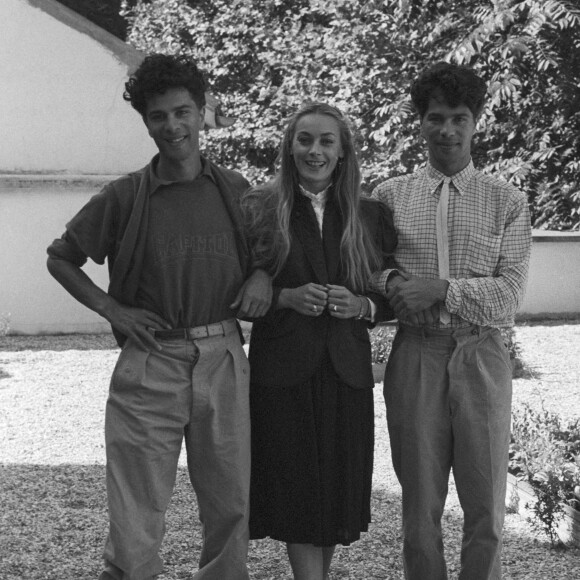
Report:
46,184,120,267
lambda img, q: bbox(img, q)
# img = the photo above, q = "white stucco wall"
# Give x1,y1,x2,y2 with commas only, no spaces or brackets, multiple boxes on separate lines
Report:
0,0,156,174
519,232,580,318
1,178,112,335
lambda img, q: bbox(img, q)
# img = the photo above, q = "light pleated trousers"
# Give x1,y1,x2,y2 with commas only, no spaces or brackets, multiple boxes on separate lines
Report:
99,325,251,580
384,324,512,580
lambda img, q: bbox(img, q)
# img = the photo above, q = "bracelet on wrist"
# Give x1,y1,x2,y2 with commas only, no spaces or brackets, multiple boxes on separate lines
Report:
356,296,369,320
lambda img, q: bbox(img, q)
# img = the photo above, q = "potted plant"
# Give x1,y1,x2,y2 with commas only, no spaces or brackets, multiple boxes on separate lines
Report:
507,402,580,547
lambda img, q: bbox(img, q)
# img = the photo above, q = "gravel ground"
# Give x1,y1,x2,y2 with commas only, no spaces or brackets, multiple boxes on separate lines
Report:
0,323,579,579
510,321,580,424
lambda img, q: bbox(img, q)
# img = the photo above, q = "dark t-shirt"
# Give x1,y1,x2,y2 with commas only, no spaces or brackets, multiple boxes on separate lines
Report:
136,175,244,328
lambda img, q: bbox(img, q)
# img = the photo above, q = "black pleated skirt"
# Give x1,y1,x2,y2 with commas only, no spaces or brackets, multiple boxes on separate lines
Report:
249,353,374,547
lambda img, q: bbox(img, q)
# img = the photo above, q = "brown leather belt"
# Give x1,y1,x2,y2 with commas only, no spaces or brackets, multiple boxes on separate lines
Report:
152,319,237,340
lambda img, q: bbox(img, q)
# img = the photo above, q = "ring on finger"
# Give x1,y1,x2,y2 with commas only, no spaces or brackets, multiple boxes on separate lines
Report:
332,304,338,312
312,305,318,313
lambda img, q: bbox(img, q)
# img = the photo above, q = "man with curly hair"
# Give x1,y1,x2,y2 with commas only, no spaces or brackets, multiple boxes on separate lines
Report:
370,62,532,579
47,54,270,580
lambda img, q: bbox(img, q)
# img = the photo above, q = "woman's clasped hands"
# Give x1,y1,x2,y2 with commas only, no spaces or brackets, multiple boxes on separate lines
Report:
280,283,365,318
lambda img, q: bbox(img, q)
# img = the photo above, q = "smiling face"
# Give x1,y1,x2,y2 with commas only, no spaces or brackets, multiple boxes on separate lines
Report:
144,87,205,176
291,113,344,193
420,94,476,176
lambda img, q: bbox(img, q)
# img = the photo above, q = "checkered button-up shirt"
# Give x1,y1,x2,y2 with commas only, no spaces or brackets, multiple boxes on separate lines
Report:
369,161,532,329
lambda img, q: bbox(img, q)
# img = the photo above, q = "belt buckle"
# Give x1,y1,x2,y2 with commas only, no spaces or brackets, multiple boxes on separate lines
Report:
187,327,207,340
186,321,229,341
188,324,214,340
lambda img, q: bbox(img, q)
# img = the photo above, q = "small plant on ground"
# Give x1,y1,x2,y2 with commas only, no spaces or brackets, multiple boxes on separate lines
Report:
509,402,580,546
528,472,566,547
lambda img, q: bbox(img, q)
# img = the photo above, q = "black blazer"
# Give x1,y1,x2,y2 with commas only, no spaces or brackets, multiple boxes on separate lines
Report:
248,191,397,389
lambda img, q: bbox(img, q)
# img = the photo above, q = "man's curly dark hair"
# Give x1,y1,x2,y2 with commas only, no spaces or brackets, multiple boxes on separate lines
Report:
410,62,487,120
123,54,206,118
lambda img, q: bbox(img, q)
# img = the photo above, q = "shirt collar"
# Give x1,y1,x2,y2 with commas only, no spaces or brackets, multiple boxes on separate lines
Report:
426,160,475,197
299,183,331,206
147,154,215,196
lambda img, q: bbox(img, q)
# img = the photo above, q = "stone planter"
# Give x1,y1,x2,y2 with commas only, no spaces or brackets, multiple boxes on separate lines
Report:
506,473,580,547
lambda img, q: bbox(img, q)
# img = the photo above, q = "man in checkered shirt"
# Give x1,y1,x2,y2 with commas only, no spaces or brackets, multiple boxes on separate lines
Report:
370,62,532,580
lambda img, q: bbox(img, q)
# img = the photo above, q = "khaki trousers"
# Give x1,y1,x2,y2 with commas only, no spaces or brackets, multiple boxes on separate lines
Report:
384,324,512,580
100,323,251,580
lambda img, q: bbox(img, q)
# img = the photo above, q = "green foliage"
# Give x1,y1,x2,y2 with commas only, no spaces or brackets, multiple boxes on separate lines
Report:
369,324,396,365
527,472,566,547
120,0,580,229
510,402,580,545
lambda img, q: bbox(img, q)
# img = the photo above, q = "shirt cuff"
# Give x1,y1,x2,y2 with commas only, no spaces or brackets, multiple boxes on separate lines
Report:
444,279,459,312
369,269,399,297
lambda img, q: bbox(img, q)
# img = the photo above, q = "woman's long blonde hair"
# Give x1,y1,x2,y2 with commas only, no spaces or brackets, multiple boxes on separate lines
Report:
243,102,381,293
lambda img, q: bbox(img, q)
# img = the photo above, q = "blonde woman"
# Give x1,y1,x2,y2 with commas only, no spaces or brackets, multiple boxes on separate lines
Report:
243,103,397,579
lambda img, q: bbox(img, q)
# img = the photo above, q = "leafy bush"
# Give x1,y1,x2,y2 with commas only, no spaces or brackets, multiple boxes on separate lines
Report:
509,402,580,544
369,324,396,365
